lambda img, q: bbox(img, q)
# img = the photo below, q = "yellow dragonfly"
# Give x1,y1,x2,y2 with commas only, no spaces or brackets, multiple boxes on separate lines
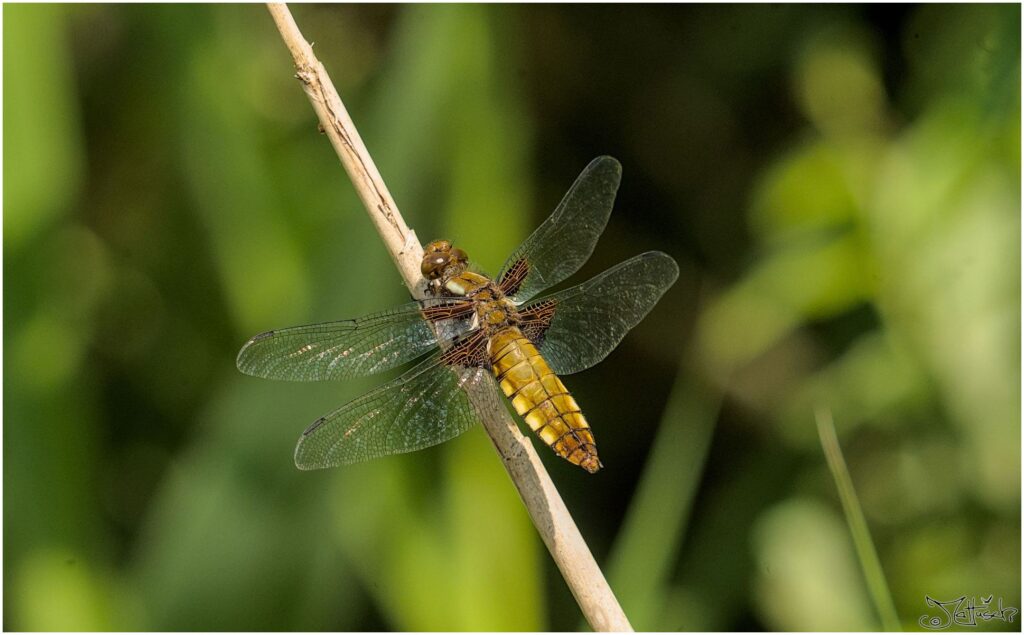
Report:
237,157,678,473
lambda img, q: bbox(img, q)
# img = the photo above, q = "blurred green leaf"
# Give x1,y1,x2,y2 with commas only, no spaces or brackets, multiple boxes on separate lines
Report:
604,369,720,630
3,4,83,249
178,8,312,335
752,499,877,630
12,549,122,631
698,229,871,377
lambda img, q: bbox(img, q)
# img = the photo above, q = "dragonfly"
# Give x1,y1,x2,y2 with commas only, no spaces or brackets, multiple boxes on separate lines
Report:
237,156,678,473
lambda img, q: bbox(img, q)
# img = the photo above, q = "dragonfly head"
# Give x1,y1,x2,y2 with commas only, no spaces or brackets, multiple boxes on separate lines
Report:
421,240,469,281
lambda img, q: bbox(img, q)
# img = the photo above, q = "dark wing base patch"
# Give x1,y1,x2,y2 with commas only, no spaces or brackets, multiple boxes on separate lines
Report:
498,258,530,297
518,299,558,346
421,301,475,323
439,330,490,368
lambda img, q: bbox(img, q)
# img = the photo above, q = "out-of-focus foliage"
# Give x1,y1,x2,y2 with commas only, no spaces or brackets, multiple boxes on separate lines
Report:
3,4,1019,631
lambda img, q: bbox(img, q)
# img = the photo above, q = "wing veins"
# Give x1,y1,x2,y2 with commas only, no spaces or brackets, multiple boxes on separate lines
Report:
237,298,475,381
497,156,622,303
523,251,679,375
294,352,495,469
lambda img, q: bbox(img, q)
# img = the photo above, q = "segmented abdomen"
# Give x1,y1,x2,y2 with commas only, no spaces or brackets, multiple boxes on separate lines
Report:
489,327,601,473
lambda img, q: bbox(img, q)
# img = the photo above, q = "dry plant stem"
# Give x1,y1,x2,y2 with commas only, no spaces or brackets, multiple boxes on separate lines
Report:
266,3,422,290
265,3,633,631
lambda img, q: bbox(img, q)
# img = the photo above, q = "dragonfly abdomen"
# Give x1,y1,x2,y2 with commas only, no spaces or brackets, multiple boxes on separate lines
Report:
489,327,601,473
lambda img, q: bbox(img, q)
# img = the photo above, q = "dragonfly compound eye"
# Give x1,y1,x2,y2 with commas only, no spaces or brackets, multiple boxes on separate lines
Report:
450,248,468,264
421,254,449,279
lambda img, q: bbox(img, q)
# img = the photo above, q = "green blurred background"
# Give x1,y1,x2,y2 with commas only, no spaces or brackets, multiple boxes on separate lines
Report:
3,3,1020,631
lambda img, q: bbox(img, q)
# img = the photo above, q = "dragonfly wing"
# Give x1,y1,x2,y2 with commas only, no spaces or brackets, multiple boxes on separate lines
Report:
497,156,622,303
523,251,679,375
236,299,474,381
294,352,500,469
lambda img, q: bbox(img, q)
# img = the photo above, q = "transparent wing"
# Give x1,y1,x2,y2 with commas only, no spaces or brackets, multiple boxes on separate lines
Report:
528,251,679,375
236,299,474,381
497,156,622,303
294,353,501,469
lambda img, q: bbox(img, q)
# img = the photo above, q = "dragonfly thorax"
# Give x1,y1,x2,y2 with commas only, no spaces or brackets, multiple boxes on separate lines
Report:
421,245,520,332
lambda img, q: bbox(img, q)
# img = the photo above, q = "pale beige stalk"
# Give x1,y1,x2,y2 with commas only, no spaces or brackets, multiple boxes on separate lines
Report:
264,4,633,631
